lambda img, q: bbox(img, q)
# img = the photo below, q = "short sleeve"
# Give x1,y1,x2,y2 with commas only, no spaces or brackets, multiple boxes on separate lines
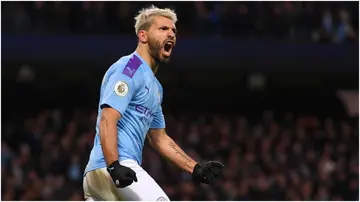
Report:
150,105,166,129
100,72,138,116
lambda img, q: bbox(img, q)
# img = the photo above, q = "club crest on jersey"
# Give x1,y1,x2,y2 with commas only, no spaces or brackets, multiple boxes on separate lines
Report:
114,81,129,96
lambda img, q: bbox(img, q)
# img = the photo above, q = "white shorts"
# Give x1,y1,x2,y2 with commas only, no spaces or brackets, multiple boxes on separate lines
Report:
83,159,169,201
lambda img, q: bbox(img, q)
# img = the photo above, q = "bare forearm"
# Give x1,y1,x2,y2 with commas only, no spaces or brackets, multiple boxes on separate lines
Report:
151,135,197,174
99,115,118,166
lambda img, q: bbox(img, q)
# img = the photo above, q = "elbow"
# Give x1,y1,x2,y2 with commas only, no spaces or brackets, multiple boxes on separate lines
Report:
99,115,107,135
148,132,168,149
148,136,161,149
148,128,169,150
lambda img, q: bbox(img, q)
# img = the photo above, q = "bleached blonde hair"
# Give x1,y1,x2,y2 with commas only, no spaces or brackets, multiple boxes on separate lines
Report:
134,5,178,35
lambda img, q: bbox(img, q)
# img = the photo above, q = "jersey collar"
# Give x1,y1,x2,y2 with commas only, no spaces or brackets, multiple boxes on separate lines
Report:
133,51,153,73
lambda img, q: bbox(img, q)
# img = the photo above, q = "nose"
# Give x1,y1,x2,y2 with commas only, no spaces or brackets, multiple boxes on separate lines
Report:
168,30,175,38
168,34,175,40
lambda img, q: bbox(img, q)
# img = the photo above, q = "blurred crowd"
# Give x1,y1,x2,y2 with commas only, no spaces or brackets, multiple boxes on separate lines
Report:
2,1,358,43
2,2,358,200
2,108,358,200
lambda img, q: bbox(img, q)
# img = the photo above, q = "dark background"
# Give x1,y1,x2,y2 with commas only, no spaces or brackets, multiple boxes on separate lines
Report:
2,1,359,201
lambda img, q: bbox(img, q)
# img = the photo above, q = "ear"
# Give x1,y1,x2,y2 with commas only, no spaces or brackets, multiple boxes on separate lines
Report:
137,30,148,43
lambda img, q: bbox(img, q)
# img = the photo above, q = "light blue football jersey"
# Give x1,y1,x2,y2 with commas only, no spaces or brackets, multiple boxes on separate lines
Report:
84,51,165,174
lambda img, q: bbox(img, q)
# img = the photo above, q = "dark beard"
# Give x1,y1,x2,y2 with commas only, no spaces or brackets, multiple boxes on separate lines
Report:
148,37,170,65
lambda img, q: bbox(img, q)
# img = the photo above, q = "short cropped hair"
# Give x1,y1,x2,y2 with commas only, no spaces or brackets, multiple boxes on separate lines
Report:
134,5,177,34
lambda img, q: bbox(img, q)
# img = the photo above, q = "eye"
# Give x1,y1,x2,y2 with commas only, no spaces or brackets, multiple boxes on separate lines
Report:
160,26,169,31
159,26,177,35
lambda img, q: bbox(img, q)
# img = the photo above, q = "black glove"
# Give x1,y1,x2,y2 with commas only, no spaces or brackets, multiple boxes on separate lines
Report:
107,160,138,188
192,161,225,184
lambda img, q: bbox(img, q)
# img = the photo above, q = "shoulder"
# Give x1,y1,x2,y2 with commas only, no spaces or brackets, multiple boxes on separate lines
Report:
110,53,146,82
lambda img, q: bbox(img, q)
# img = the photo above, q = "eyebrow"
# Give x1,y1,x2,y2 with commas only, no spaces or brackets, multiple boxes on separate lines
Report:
160,25,177,34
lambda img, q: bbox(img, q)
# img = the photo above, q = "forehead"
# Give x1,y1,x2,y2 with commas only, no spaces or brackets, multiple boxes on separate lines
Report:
151,16,176,29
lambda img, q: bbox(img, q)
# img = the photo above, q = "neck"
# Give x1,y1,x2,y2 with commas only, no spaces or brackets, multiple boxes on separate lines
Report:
136,46,158,74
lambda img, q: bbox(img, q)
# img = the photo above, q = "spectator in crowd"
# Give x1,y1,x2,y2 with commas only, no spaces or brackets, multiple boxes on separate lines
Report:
2,109,358,200
1,1,358,43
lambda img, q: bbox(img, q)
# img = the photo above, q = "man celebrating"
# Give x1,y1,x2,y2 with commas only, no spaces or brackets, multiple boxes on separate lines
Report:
83,5,224,201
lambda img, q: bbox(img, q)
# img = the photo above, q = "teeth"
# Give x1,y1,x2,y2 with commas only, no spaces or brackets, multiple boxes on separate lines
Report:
164,41,173,52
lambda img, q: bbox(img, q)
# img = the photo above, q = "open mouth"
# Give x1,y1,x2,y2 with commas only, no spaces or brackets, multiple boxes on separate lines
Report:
164,41,174,53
